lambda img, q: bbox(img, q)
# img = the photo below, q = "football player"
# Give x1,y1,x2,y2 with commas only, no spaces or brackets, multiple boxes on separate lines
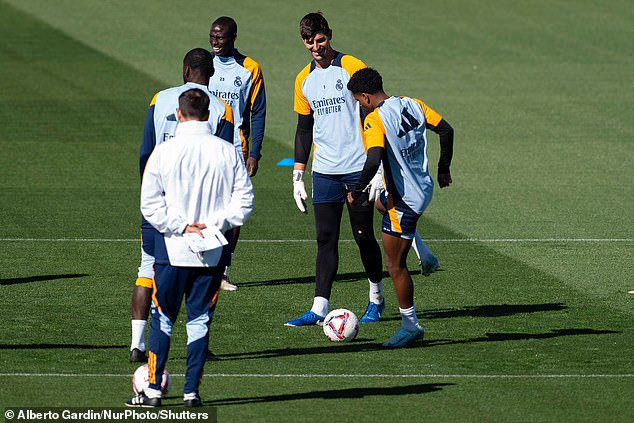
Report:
130,48,234,363
346,67,455,347
208,16,266,291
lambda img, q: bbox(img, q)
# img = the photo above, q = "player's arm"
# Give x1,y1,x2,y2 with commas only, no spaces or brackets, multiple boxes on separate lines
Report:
213,149,255,232
215,99,235,144
348,112,386,205
427,119,454,187
349,147,383,205
139,94,158,180
292,112,313,213
292,67,313,213
243,59,266,177
140,150,188,236
415,98,454,188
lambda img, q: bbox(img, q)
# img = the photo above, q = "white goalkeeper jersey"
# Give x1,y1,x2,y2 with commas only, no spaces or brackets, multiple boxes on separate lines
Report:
363,96,443,214
294,53,367,175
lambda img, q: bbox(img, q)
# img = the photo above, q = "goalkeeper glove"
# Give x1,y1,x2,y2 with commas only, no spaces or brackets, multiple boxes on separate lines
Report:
293,170,308,213
368,166,385,202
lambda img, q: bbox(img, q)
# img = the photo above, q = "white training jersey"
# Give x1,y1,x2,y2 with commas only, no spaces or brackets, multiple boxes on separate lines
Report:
208,51,265,160
152,82,232,145
363,96,443,213
294,53,367,175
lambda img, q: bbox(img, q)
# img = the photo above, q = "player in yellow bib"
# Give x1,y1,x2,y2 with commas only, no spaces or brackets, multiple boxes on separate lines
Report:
346,68,455,347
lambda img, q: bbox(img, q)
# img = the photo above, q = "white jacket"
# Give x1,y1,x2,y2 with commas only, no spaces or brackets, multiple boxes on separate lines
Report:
140,120,254,267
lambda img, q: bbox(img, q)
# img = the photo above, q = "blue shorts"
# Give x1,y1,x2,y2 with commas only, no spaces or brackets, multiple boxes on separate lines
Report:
379,192,421,239
312,171,362,204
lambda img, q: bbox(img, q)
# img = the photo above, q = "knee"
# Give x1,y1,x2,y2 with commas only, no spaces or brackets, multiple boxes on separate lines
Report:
352,224,376,245
186,314,211,344
151,306,174,337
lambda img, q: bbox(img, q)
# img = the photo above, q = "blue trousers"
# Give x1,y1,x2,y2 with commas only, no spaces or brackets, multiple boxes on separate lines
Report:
147,264,222,395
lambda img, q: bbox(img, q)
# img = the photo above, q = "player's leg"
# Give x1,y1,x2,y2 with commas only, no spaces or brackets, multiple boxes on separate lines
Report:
127,263,186,407
207,236,232,361
380,195,424,348
183,266,223,406
130,226,155,362
411,231,440,276
285,172,344,326
347,197,384,323
221,226,240,291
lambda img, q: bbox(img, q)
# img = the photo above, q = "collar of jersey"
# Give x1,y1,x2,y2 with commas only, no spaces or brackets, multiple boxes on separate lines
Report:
174,120,212,136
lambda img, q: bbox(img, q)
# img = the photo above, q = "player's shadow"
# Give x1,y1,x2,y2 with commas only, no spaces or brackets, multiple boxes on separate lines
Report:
0,273,89,286
423,328,620,348
238,271,391,288
204,383,454,406
379,303,568,322
217,328,618,359
0,343,126,350
214,341,386,361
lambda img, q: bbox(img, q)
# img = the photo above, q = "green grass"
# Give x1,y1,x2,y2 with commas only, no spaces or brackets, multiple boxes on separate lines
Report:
1,0,633,421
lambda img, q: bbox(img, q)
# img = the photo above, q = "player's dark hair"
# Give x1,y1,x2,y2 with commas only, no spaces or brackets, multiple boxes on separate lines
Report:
212,16,238,37
300,12,331,40
347,68,384,94
183,48,214,80
178,88,210,121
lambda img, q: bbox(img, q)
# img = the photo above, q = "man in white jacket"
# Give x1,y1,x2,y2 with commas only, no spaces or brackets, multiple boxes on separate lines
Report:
127,88,254,408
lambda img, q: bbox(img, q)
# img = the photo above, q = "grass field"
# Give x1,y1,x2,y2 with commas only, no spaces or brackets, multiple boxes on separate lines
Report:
0,0,632,421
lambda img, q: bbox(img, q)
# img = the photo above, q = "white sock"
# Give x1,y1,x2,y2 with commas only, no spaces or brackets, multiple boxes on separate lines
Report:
412,231,432,261
131,320,146,351
145,387,162,399
311,296,329,317
399,306,421,331
369,279,384,304
224,253,235,277
183,392,198,400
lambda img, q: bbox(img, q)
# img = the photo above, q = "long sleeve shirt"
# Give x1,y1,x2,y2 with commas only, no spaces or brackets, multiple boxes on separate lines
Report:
140,120,254,267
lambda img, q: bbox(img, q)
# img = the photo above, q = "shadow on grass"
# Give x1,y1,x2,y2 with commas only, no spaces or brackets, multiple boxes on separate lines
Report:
215,328,618,360
204,383,454,406
379,303,568,322
0,344,126,350
423,328,621,348
237,271,391,288
0,274,89,286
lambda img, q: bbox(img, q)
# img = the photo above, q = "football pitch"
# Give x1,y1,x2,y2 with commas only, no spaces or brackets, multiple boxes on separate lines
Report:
0,0,632,421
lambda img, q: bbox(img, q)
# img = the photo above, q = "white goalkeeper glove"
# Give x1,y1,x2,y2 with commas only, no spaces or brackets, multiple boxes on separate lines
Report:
367,166,385,202
293,170,308,213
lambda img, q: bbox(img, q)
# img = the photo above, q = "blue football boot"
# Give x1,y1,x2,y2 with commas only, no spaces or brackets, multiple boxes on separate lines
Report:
420,255,440,276
360,301,385,323
383,325,424,348
284,311,325,327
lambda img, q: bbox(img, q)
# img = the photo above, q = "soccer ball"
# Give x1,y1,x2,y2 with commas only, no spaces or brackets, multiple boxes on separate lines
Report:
323,308,359,342
132,363,171,394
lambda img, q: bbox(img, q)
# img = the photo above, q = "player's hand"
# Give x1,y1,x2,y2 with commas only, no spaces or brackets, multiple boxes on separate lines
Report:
293,170,308,213
184,223,207,238
368,168,385,202
438,171,452,188
246,157,259,177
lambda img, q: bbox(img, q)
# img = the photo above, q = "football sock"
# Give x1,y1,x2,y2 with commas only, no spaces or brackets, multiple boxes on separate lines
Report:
131,319,147,351
311,296,329,317
412,231,432,261
399,306,420,331
145,387,162,399
224,253,235,277
369,279,384,304
183,392,198,401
